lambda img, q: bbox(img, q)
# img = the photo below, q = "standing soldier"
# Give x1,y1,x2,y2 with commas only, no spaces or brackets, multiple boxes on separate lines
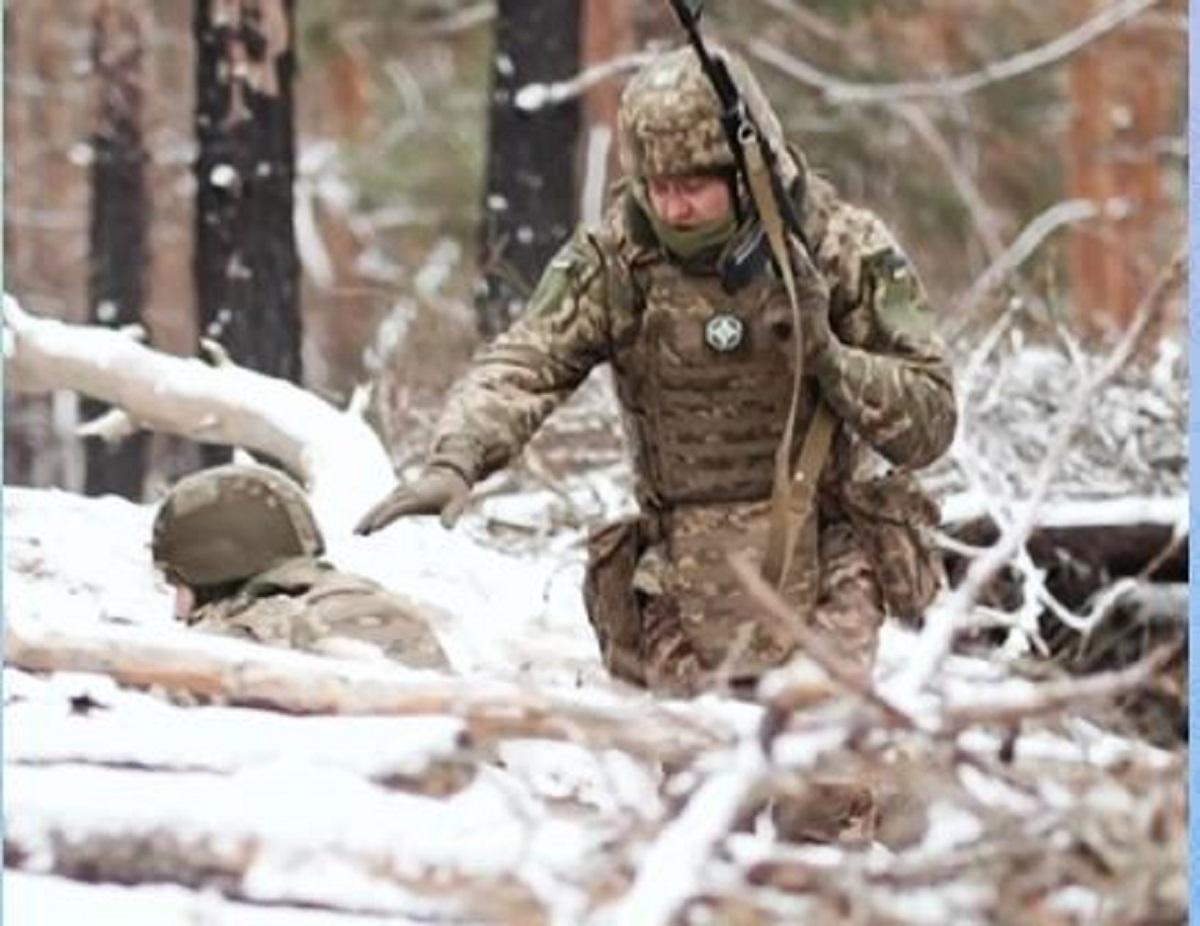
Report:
153,464,449,670
357,46,955,694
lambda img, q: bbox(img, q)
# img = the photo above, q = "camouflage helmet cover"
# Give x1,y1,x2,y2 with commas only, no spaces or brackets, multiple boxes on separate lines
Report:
617,44,794,183
151,464,325,587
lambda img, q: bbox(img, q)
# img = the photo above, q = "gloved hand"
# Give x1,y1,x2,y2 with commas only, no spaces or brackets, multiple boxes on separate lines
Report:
354,465,471,535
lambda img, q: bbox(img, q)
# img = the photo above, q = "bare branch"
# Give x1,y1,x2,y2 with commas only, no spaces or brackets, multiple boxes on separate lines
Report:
729,554,916,729
894,103,1006,261
954,198,1130,328
744,0,844,43
76,407,136,443
747,0,1162,105
514,52,655,112
4,613,726,764
907,244,1186,690
942,645,1178,729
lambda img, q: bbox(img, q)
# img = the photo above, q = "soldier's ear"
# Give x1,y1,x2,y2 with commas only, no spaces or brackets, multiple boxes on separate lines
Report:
624,187,658,249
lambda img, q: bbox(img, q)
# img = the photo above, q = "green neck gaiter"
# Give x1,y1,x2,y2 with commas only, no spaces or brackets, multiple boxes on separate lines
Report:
636,183,737,262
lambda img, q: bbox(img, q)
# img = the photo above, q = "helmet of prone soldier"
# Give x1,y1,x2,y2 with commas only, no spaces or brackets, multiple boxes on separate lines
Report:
151,464,325,588
617,44,793,182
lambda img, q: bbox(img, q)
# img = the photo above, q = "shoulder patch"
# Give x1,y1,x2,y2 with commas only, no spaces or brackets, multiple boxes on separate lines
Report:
527,237,598,320
864,245,934,340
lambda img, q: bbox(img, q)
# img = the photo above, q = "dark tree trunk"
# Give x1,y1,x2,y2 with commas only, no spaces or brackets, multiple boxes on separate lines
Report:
193,0,300,444
85,0,150,499
476,0,583,338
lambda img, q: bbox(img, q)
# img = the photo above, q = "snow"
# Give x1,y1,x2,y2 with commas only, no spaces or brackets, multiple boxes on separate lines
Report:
4,873,412,926
2,371,1185,926
7,681,467,780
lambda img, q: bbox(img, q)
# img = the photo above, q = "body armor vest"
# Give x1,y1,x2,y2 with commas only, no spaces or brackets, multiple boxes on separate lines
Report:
611,257,825,512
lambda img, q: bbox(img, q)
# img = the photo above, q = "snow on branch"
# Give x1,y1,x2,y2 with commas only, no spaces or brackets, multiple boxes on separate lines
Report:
4,612,727,764
3,294,393,534
956,197,1130,324
904,244,1186,692
514,52,655,113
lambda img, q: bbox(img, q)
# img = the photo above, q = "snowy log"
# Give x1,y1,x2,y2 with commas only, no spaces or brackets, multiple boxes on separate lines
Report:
5,764,551,921
940,492,1188,579
5,615,726,762
6,671,471,789
5,873,406,926
3,294,393,535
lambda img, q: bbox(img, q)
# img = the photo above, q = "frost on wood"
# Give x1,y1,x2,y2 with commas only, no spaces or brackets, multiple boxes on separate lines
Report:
2,295,391,535
3,481,1186,924
2,263,1187,922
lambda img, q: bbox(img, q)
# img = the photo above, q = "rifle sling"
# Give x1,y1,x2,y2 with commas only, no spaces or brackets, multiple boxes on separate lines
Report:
740,133,838,591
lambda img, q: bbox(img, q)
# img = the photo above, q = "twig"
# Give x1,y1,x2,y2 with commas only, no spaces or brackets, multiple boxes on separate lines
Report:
514,52,655,113
76,407,136,444
747,0,1162,105
908,245,1186,690
612,737,767,926
728,554,916,730
411,2,494,37
744,0,845,44
894,103,1006,261
954,198,1129,333
942,644,1178,729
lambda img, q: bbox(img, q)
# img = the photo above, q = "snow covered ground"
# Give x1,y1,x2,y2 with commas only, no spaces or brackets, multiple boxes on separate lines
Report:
4,453,1186,923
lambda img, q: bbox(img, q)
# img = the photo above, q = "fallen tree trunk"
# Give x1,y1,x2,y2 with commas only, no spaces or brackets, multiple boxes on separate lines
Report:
6,873,405,926
940,492,1187,580
5,764,547,921
2,295,392,535
4,614,726,763
7,670,470,789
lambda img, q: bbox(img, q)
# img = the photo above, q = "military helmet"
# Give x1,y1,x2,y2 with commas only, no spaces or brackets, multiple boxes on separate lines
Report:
617,45,792,181
151,464,324,587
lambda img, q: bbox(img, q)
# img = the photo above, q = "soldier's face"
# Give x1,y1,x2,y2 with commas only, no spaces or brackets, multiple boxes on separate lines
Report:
646,174,732,228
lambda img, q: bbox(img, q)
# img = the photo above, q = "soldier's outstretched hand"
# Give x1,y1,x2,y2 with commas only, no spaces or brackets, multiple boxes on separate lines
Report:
354,466,471,535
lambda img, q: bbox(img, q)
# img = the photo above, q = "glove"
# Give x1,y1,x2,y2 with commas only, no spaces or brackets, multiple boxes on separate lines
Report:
354,465,471,535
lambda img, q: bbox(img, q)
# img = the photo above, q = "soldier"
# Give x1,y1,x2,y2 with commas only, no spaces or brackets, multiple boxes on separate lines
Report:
356,46,955,694
152,463,449,670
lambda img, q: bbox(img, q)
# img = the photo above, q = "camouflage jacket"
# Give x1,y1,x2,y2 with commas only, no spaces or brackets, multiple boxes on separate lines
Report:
187,557,449,670
428,175,956,509
426,174,955,672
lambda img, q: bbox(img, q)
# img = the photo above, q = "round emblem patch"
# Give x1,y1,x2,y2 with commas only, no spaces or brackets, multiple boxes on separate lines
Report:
704,313,745,353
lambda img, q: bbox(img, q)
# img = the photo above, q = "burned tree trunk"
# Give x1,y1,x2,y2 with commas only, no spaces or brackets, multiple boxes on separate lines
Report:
84,0,150,499
476,0,583,338
193,0,301,389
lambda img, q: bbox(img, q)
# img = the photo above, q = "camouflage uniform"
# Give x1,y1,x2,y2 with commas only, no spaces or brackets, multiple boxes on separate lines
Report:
152,464,448,670
426,48,955,692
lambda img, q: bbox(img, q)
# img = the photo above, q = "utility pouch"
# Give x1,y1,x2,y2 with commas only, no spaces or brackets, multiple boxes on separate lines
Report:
840,473,943,624
583,517,650,684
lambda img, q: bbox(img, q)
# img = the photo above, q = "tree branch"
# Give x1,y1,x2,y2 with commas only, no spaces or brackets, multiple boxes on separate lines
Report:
747,0,1162,105
905,244,1186,691
3,294,393,535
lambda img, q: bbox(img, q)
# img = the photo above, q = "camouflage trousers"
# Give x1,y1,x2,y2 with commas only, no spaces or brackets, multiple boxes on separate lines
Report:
584,509,884,695
643,521,883,694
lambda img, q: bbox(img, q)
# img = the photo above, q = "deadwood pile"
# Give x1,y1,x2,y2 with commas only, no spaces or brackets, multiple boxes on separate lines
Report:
3,280,1187,925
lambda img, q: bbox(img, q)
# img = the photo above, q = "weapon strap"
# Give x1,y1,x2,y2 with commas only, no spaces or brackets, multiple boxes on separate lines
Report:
740,133,837,589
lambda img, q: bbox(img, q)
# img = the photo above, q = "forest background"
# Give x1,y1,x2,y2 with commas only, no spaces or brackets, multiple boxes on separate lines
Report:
3,0,1187,498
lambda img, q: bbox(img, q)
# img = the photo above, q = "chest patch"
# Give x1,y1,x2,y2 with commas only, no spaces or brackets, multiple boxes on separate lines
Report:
704,312,745,353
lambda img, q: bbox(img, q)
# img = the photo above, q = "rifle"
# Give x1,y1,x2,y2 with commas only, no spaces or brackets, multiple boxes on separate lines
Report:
665,0,808,253
665,0,837,594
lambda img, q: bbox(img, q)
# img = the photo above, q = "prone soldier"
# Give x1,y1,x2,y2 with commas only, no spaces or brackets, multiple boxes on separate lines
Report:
152,463,449,670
